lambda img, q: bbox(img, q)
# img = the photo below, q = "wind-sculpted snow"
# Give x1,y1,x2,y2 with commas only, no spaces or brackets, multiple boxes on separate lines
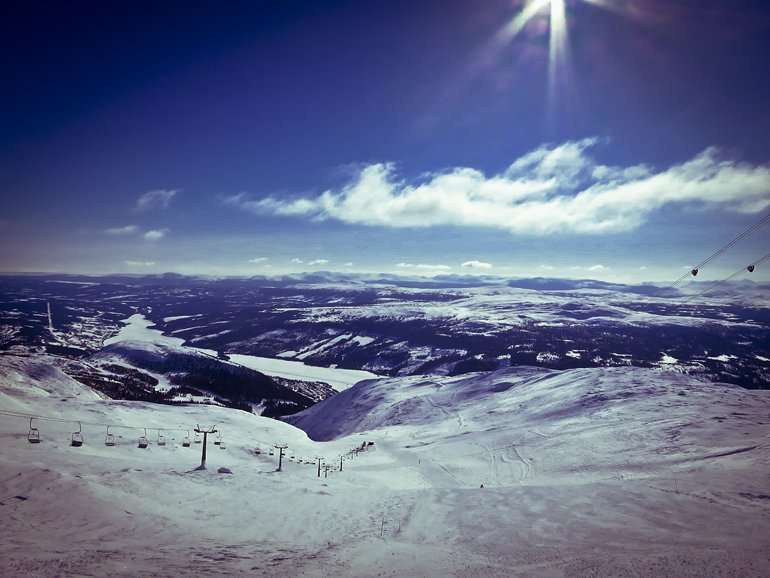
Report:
2,359,770,576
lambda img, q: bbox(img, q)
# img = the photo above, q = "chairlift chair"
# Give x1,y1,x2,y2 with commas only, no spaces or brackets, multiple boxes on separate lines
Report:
269,449,274,456
182,431,191,447
105,426,116,446
214,432,222,446
138,428,149,449
194,432,202,444
219,439,227,450
157,431,166,446
70,422,84,447
27,417,41,444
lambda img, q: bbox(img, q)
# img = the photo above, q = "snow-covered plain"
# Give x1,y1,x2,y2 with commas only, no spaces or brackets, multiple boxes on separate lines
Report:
2,353,770,577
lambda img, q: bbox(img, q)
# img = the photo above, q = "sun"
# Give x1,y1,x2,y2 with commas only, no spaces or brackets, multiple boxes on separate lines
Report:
496,0,619,113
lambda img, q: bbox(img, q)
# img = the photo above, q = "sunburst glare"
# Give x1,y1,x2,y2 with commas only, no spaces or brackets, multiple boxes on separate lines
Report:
496,0,629,117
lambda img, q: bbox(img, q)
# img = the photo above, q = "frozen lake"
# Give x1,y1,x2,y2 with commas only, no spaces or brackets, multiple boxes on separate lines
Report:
105,313,378,391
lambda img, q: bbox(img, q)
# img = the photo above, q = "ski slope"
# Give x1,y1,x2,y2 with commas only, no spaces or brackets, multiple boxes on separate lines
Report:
2,355,770,576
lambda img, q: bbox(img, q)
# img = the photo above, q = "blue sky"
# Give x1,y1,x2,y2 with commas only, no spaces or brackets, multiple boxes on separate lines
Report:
1,0,769,283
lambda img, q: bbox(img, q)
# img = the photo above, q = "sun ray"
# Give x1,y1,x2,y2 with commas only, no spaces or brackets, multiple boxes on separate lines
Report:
495,0,551,46
548,0,569,106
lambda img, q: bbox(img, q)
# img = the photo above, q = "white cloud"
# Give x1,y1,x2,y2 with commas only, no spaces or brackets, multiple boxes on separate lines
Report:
290,258,304,264
231,139,770,235
307,259,329,266
143,229,167,241
248,257,269,264
135,189,178,212
539,264,556,271
569,264,610,272
639,265,649,271
397,262,452,271
124,260,155,267
105,225,138,235
461,260,493,269
343,262,354,267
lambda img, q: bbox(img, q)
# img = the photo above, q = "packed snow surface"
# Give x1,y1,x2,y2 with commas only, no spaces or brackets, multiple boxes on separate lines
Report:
2,355,770,577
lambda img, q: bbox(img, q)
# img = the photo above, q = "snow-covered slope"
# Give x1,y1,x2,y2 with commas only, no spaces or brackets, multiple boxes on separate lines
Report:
288,366,770,487
2,357,770,576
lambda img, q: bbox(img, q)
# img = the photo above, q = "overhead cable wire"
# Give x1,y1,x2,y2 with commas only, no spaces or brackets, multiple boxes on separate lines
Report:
0,408,190,433
683,250,770,304
671,210,770,288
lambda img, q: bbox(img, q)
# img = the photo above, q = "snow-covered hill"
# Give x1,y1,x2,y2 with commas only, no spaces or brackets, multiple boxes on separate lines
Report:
2,357,770,576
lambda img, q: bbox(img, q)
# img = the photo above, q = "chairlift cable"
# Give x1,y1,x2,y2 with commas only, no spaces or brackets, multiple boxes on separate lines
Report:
683,250,770,303
671,211,770,287
0,409,189,433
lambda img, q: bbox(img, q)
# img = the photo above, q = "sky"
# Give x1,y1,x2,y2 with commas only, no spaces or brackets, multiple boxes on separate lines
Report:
1,0,770,283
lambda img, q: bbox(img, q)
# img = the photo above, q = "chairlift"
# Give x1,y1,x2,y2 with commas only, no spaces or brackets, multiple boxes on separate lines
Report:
214,432,222,446
748,264,756,273
157,430,166,446
182,431,191,447
138,428,149,449
27,417,41,444
194,432,202,444
219,439,227,450
105,425,116,447
269,449,274,456
691,268,699,277
70,422,84,447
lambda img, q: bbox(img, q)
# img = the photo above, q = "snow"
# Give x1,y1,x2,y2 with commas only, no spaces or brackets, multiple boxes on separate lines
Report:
228,353,379,391
756,355,770,362
2,355,770,576
295,333,353,360
104,314,377,391
162,315,200,322
707,354,738,362
659,353,679,365
104,314,187,348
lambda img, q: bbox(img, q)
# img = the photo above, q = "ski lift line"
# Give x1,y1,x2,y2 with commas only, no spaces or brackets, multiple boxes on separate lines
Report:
0,409,190,433
672,211,770,287
684,250,770,303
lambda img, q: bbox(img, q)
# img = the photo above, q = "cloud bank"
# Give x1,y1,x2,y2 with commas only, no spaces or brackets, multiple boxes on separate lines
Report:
229,139,770,235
